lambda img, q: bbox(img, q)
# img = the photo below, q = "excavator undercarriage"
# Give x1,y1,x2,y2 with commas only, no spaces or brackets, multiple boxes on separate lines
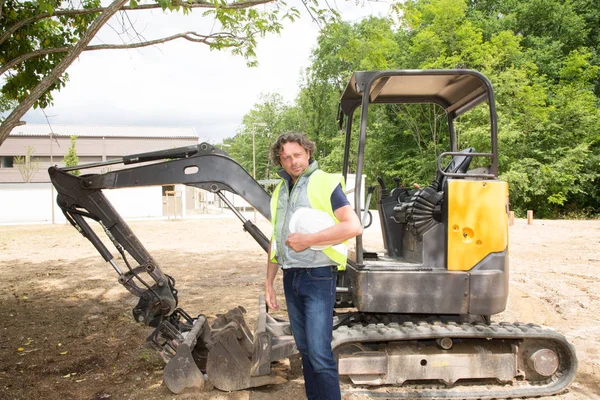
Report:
334,320,576,398
48,70,577,398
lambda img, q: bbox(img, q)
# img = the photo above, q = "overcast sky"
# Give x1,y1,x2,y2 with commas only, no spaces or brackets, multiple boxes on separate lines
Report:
21,1,392,142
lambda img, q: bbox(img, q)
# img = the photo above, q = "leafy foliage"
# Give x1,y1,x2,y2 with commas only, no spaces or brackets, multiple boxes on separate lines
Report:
1,0,101,109
225,0,599,218
0,0,339,144
14,144,40,182
63,136,80,176
223,93,303,181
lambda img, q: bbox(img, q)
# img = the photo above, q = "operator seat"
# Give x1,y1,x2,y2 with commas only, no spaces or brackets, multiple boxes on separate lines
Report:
434,147,475,190
378,148,477,258
392,147,476,238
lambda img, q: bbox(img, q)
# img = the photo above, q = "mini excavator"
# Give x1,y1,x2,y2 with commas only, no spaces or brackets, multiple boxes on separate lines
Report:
48,70,577,398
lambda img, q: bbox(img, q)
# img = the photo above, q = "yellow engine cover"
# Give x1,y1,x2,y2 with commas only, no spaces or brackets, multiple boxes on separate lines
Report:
447,179,508,271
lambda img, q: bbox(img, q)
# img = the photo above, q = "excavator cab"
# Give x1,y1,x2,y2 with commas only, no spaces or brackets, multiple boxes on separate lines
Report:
329,71,576,396
335,70,509,318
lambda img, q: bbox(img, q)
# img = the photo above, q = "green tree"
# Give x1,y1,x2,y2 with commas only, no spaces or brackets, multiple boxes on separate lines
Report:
14,144,39,182
224,0,600,216
397,0,600,216
63,135,80,176
225,93,303,180
0,0,337,145
466,0,598,90
298,17,408,178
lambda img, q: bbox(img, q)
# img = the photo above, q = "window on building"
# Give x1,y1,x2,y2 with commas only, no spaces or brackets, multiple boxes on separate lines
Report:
0,156,15,168
162,185,175,196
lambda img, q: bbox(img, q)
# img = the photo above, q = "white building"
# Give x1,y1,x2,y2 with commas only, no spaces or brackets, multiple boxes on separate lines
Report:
0,124,200,183
0,124,201,224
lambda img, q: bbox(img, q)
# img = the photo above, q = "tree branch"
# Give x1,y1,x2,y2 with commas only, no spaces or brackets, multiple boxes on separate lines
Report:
0,0,275,46
0,0,130,144
0,31,249,77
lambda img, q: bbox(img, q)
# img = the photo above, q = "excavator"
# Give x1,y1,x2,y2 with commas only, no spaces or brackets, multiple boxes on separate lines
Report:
48,70,577,398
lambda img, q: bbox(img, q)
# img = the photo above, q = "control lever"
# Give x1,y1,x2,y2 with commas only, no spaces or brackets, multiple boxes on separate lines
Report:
362,186,376,229
376,176,388,198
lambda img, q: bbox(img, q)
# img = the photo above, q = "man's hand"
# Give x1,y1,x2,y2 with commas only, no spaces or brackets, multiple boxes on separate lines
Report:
286,232,311,252
265,242,280,311
265,283,280,311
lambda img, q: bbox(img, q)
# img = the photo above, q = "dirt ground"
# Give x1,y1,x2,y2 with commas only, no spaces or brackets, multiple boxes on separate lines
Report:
0,215,599,400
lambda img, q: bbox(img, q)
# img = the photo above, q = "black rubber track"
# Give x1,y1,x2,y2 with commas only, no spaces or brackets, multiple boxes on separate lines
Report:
334,321,577,399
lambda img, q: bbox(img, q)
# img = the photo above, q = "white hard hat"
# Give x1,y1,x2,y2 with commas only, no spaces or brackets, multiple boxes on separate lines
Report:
288,207,335,250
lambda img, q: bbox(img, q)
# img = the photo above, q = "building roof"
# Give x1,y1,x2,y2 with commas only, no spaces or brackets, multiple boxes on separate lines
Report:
9,124,199,139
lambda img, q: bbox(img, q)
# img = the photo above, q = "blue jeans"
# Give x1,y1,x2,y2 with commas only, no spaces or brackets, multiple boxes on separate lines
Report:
283,266,341,400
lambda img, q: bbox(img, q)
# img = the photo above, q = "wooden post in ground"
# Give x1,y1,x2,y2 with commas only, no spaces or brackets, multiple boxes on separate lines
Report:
527,210,534,225
509,211,515,226
166,190,181,220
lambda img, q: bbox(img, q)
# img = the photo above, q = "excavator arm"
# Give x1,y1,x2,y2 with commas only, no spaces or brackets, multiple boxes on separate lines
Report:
48,142,296,393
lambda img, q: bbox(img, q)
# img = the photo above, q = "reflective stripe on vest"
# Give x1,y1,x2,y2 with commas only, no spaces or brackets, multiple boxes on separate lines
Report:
269,180,284,263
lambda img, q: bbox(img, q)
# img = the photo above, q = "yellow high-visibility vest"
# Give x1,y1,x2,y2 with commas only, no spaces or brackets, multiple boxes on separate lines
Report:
270,170,347,270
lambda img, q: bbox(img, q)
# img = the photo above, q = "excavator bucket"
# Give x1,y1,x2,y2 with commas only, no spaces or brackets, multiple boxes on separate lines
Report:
163,316,211,393
164,299,296,393
206,300,296,391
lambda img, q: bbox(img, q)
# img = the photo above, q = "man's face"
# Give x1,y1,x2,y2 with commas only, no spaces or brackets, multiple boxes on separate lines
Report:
279,142,310,182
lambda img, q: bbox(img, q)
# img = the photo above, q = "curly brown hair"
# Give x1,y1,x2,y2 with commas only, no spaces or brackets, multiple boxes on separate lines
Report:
270,132,317,167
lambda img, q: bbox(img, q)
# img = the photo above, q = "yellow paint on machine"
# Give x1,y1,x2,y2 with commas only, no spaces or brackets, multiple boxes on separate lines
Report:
447,179,508,271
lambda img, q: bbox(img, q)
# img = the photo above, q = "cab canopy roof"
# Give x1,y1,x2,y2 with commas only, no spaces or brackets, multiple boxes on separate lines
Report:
339,70,494,117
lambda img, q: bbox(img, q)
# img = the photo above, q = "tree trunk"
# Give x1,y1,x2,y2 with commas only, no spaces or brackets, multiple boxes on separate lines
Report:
0,0,129,146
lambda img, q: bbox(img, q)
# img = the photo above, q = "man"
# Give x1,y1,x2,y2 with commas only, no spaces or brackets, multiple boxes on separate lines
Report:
265,132,362,400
